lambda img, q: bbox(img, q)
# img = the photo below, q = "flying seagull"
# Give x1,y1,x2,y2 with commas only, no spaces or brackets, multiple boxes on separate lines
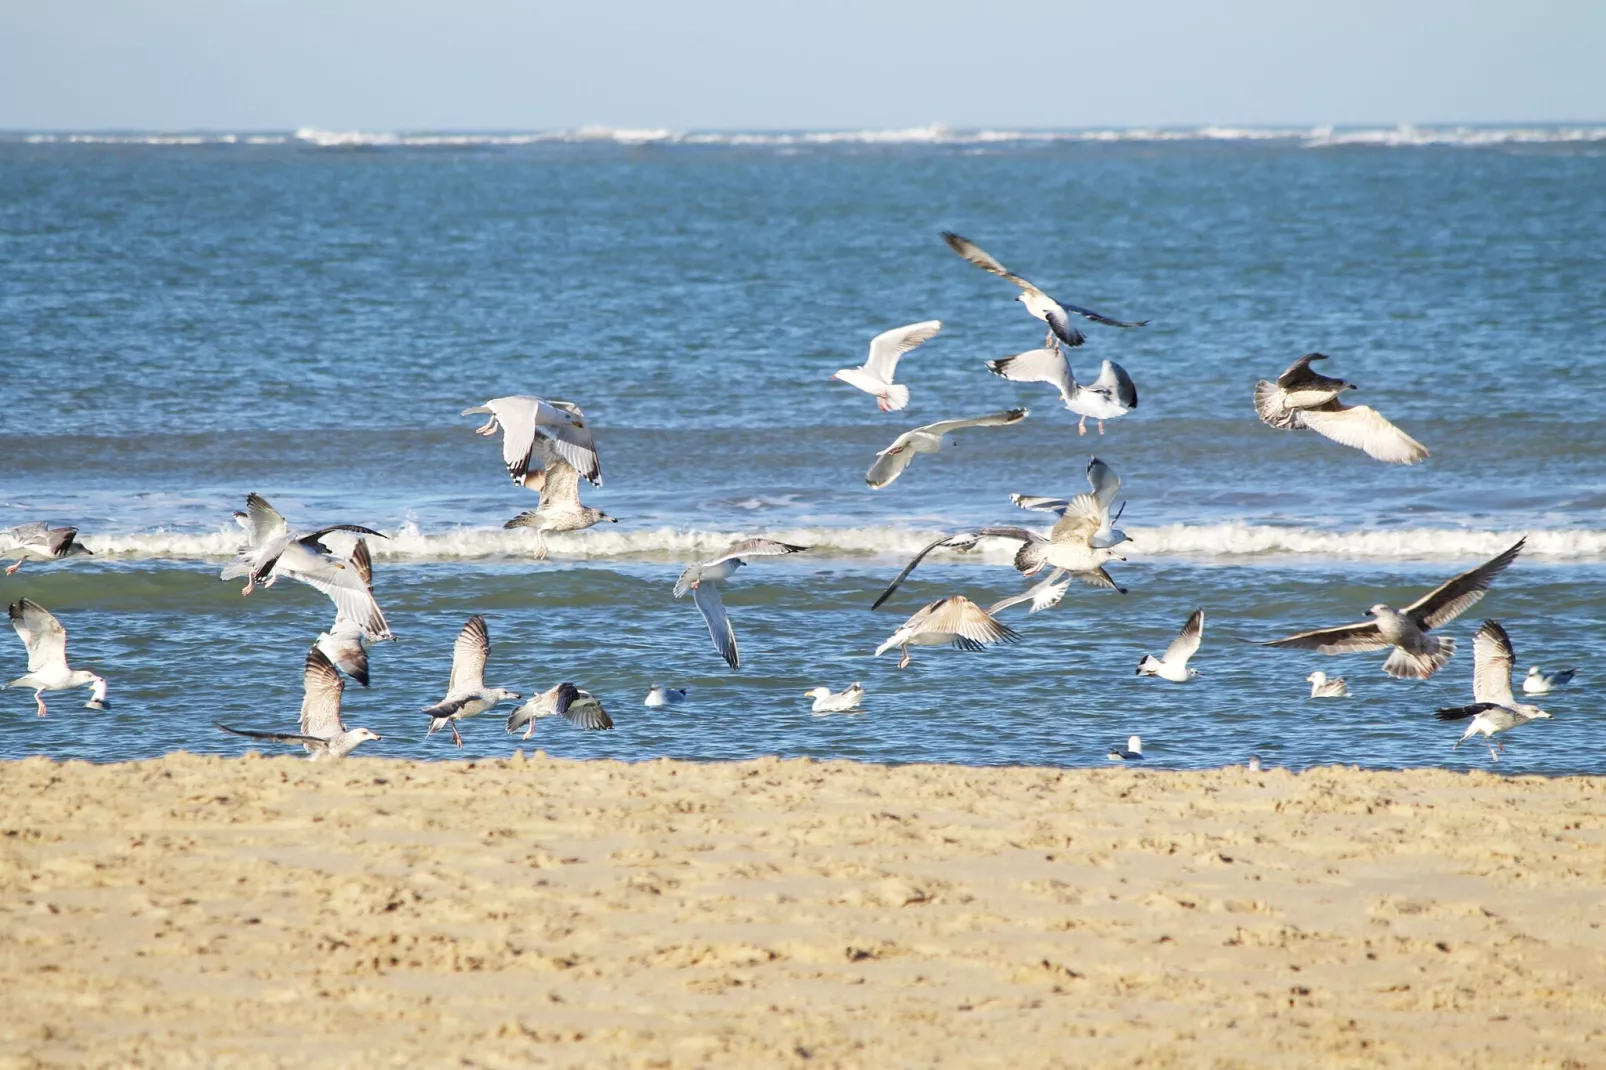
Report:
941,231,1146,349
1137,609,1204,682
805,682,864,713
463,395,603,487
216,647,381,760
4,599,107,716
1437,620,1552,761
0,523,92,576
1306,671,1350,698
874,594,1020,668
1012,456,1130,548
313,537,389,687
423,616,521,747
674,538,809,669
832,320,942,412
1257,537,1525,679
644,683,687,707
1107,736,1144,761
986,348,1137,435
1253,353,1428,465
507,682,614,739
865,409,1030,490
504,458,617,558
1523,665,1577,694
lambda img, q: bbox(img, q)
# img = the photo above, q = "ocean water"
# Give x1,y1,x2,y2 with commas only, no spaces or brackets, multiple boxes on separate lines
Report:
2,128,1604,772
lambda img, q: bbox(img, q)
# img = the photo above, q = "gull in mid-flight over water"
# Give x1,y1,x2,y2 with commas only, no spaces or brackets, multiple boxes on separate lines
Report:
507,683,614,739
1137,609,1204,682
805,682,864,713
1522,665,1576,694
1306,671,1350,698
986,348,1137,435
4,599,108,716
941,232,1147,349
1107,736,1144,761
674,539,810,669
1437,620,1552,761
504,458,617,558
216,647,381,760
1253,353,1429,465
463,395,603,487
832,320,942,412
0,523,92,576
423,616,521,747
1258,538,1525,679
865,409,1029,490
875,594,1020,668
314,538,389,687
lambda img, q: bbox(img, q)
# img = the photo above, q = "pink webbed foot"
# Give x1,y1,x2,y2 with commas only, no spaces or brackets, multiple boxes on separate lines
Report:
898,647,911,669
4,561,20,576
1077,417,1088,436
877,396,891,413
450,722,464,748
36,693,47,718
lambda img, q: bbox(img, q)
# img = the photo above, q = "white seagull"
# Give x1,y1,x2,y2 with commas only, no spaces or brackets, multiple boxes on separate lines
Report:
1437,620,1552,761
4,599,107,716
865,409,1030,490
1137,609,1204,682
874,594,1020,669
314,538,387,687
644,683,688,707
1011,455,1130,548
0,523,92,576
941,232,1147,349
804,682,864,713
1306,671,1350,698
986,348,1137,435
463,395,603,487
423,616,521,747
1522,665,1577,694
1253,353,1428,465
216,647,381,760
507,683,614,739
1107,736,1144,761
503,458,617,558
674,539,809,670
831,320,942,412
1258,538,1525,679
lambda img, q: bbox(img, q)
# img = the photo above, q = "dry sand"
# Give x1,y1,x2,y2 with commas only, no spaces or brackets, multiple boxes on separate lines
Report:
2,754,1604,1068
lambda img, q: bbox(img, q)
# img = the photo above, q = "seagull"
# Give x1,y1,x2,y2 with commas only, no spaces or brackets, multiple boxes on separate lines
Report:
507,683,614,739
831,321,942,412
1012,456,1130,548
1437,620,1552,761
674,539,809,669
503,458,617,558
804,682,864,713
215,647,381,760
1137,609,1204,682
874,594,1020,669
941,231,1146,349
423,616,521,747
986,348,1137,435
1522,666,1577,694
0,523,92,576
1306,671,1350,698
4,599,107,716
1253,353,1428,465
865,409,1030,490
463,395,603,487
1107,736,1144,761
314,538,388,687
1247,754,1262,772
1257,537,1525,679
644,683,688,707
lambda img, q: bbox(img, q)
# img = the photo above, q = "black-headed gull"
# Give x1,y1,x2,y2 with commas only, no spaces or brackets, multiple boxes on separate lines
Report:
423,616,521,747
507,683,614,739
1437,620,1551,761
874,594,1020,668
0,523,92,576
216,647,381,759
463,395,602,487
674,539,809,669
986,348,1136,435
1253,353,1428,465
4,599,107,716
866,409,1029,490
831,320,942,412
1137,609,1203,682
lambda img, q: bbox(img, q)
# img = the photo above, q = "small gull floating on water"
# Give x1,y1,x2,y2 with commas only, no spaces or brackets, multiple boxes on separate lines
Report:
866,409,1030,490
423,616,521,747
0,523,92,576
831,320,942,412
1437,620,1552,761
1107,736,1144,761
1522,665,1577,694
805,682,864,713
1306,671,1350,698
1137,609,1204,682
507,683,614,739
645,683,688,707
4,599,107,716
216,647,380,760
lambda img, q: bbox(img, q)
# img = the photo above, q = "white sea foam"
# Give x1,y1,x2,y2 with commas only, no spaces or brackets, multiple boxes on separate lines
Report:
78,522,1606,565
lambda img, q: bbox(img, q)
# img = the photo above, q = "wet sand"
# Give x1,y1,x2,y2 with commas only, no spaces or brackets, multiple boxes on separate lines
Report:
2,754,1604,1068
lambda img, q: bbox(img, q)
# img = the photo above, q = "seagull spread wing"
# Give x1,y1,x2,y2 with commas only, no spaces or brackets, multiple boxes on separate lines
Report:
8,598,69,675
1058,301,1148,329
1259,620,1390,655
1470,619,1517,708
705,539,810,568
864,320,942,382
299,646,347,739
692,582,739,669
1089,360,1139,410
242,494,289,547
916,408,1031,438
217,723,324,746
558,686,615,730
1163,609,1205,665
1403,538,1525,631
1011,493,1070,515
986,349,1073,403
539,458,584,510
866,432,922,489
447,615,490,693
288,545,393,642
1294,401,1428,465
1049,494,1104,546
922,595,1021,651
941,232,1040,294
1085,457,1121,510
870,531,983,610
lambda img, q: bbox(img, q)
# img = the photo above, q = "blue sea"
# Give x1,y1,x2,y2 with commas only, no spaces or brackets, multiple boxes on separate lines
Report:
2,125,1603,771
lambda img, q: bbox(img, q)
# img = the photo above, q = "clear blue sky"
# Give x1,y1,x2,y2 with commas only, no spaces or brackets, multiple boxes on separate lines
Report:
2,0,1602,131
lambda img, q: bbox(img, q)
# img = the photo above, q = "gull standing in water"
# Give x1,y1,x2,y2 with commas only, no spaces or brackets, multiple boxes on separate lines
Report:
1137,609,1204,682
644,683,688,707
1306,671,1350,698
1107,736,1144,761
4,599,108,716
804,682,864,713
463,395,602,487
1012,456,1130,548
875,594,1020,668
503,458,617,558
1253,353,1428,465
423,616,521,747
831,320,942,412
941,232,1147,349
1257,537,1525,679
314,538,388,686
986,348,1137,435
1437,620,1552,761
1523,666,1577,694
675,539,809,669
866,409,1030,489
216,648,381,760
507,683,614,739
0,523,92,576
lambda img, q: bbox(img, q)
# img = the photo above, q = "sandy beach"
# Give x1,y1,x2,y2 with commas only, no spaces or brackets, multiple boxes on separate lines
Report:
2,754,1604,1068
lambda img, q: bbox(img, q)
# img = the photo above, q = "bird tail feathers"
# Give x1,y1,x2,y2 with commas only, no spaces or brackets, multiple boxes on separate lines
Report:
882,384,910,412
1253,381,1299,429
1383,637,1456,679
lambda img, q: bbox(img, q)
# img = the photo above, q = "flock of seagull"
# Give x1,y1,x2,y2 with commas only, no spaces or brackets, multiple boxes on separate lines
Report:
2,232,1580,763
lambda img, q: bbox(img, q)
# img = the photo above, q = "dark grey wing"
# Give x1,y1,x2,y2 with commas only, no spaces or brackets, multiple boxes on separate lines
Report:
1059,302,1148,329
301,524,388,550
1077,566,1127,594
45,527,83,558
1436,702,1503,721
1090,360,1138,409
1042,305,1086,348
1404,538,1526,631
1259,621,1389,654
870,531,983,610
556,685,615,731
216,723,324,745
1276,353,1340,390
422,694,478,722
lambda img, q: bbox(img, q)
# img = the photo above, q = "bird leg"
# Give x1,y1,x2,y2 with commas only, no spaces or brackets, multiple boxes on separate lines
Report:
1488,745,1500,762
522,721,537,741
533,533,549,561
35,691,46,718
474,416,500,437
4,561,21,576
1043,328,1056,350
241,582,253,596
898,645,911,669
877,395,891,413
1097,420,1107,435
1077,416,1088,436
450,721,464,748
